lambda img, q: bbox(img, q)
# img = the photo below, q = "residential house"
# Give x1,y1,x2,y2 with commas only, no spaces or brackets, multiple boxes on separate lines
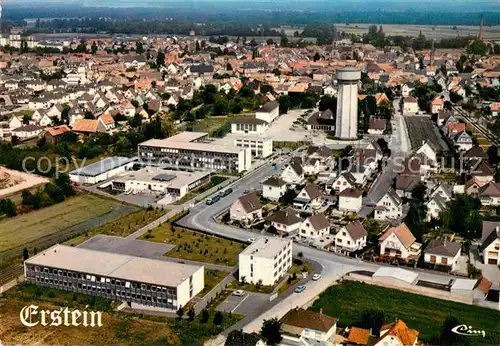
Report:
338,188,363,213
481,221,500,265
374,320,419,346
281,157,304,185
224,331,266,346
266,208,302,237
97,113,115,133
12,124,43,140
323,85,337,97
401,82,414,97
471,162,495,187
294,183,322,210
39,113,54,127
424,239,462,271
452,131,473,151
403,97,419,114
367,117,387,135
429,183,453,202
299,213,331,243
262,176,287,201
426,194,447,221
331,172,357,193
230,192,263,224
479,181,500,206
334,221,367,255
44,125,71,145
302,158,322,176
395,174,421,198
374,188,403,221
346,327,372,346
72,119,99,135
307,109,336,132
280,308,338,346
379,223,422,260
431,97,444,114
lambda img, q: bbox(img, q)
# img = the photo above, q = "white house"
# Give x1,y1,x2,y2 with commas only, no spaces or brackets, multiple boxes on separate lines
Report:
262,176,287,201
479,181,500,206
331,172,356,193
379,223,422,261
12,124,43,139
338,188,363,213
302,158,322,176
423,239,462,271
374,320,419,346
238,237,292,286
280,308,338,346
482,222,500,265
281,158,304,185
401,82,415,97
266,208,302,236
403,96,419,113
230,192,263,224
426,194,447,221
323,85,337,97
255,100,279,123
334,220,367,255
453,131,473,151
374,188,403,221
293,183,322,210
299,213,330,243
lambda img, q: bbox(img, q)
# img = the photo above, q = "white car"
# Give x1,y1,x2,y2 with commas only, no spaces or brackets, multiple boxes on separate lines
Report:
247,238,256,243
232,290,245,297
312,274,321,281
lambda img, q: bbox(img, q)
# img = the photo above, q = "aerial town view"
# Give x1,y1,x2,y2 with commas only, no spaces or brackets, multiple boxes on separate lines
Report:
0,0,499,345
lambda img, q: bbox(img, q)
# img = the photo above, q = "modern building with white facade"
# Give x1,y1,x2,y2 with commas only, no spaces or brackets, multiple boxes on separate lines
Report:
255,101,279,123
231,118,268,135
233,135,273,158
238,237,292,286
138,131,251,173
69,156,136,184
24,244,204,311
335,67,361,139
111,167,211,201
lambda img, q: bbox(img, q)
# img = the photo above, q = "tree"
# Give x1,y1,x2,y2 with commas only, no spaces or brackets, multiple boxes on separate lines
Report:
260,318,282,345
213,311,223,325
441,195,482,240
22,247,29,261
444,101,453,111
313,52,321,61
358,309,386,337
318,95,337,112
176,306,184,319
22,114,30,124
201,309,210,323
266,38,274,45
156,51,165,68
135,41,144,54
0,199,16,217
187,308,195,322
439,316,469,345
280,35,289,47
487,145,499,166
449,91,463,104
55,173,74,197
91,41,98,54
195,40,200,51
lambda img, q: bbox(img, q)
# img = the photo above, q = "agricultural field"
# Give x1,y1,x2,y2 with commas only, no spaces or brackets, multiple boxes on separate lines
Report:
310,281,500,344
0,284,241,346
65,207,169,246
0,194,124,254
139,225,244,266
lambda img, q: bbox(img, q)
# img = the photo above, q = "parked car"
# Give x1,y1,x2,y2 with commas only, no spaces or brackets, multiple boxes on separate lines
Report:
232,290,245,297
247,237,256,243
206,194,221,205
312,274,321,281
222,188,233,197
294,285,306,293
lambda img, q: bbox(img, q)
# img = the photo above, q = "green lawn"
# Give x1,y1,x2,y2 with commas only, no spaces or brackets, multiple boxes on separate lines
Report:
140,226,244,266
310,281,500,344
65,207,169,246
227,279,275,294
197,269,230,298
0,194,121,252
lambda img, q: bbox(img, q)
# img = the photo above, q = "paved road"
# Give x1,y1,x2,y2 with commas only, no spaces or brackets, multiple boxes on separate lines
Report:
359,99,411,217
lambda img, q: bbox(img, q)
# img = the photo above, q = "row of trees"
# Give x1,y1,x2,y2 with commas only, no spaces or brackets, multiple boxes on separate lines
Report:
21,173,74,211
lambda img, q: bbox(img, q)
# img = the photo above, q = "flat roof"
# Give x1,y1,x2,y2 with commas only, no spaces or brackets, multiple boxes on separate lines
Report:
139,139,244,154
165,132,208,143
240,237,291,259
451,278,477,291
114,168,211,189
26,244,202,288
70,156,135,177
373,267,418,284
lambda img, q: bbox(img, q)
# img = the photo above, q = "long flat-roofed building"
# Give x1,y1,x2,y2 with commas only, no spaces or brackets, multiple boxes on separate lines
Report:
138,131,251,173
239,237,292,286
111,167,211,201
69,156,136,184
24,244,204,311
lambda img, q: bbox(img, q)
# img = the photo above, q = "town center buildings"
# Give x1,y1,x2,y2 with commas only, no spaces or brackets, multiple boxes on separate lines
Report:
24,244,204,311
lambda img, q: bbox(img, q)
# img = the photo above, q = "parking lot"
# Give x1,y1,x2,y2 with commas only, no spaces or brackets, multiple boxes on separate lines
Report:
216,291,270,315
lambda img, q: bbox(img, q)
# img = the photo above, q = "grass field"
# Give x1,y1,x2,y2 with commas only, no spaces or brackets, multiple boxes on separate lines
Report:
65,208,169,246
0,195,121,253
140,225,244,266
310,281,500,344
0,284,241,346
197,269,230,298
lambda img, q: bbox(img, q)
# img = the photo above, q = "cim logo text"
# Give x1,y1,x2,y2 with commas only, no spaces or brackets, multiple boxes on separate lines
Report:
20,305,103,327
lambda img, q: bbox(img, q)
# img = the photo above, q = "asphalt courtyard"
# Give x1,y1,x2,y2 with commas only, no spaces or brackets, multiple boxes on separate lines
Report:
216,291,270,315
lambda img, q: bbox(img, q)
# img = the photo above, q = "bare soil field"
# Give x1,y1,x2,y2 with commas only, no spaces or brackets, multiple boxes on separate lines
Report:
0,167,48,198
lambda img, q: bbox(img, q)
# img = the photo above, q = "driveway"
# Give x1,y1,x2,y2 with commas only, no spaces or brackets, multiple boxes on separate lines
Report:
216,292,269,315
